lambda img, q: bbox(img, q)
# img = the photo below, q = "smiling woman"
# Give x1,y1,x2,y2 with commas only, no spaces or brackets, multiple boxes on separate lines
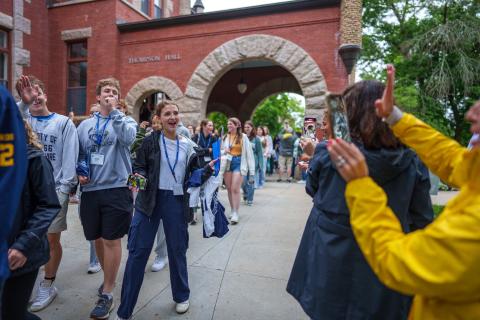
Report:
117,99,215,320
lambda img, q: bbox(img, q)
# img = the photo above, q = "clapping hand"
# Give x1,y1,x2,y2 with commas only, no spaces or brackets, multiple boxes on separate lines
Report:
374,64,396,118
327,139,368,182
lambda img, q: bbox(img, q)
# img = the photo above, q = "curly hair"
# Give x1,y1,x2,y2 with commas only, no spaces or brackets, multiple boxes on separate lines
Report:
95,77,121,97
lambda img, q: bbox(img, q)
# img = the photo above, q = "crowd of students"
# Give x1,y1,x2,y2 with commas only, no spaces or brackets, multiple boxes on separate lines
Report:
1,62,479,320
0,74,298,320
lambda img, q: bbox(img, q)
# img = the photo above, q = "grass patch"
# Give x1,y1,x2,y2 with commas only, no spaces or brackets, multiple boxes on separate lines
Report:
433,205,445,218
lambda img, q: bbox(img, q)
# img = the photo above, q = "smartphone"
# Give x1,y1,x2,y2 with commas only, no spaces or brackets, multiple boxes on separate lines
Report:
326,93,351,142
127,174,147,190
303,117,317,140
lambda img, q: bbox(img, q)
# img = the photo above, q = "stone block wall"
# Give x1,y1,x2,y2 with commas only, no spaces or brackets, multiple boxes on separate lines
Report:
178,0,190,15
340,0,362,46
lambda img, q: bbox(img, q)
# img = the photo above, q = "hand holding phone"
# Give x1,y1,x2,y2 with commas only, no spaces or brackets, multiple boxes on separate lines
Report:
303,117,317,141
326,93,351,142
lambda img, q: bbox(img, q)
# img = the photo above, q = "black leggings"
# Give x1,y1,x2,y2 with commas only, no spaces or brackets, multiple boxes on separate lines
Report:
2,269,41,320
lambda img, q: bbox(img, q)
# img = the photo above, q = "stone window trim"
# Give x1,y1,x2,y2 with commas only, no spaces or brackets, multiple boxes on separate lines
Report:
61,27,92,41
0,13,13,30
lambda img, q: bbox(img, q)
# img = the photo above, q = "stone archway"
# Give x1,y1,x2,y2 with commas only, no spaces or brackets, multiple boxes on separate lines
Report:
125,76,184,121
182,34,327,123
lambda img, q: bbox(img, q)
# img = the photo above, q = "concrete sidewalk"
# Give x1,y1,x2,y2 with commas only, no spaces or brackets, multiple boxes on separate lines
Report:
34,182,455,320
36,182,311,320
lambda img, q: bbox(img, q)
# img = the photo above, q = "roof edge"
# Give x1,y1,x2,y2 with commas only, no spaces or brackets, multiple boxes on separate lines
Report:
117,0,340,32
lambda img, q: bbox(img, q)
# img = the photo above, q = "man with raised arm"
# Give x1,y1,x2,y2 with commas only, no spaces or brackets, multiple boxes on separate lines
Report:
16,75,78,312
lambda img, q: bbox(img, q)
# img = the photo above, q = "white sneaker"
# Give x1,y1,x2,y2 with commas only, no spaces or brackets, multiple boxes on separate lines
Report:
230,212,239,224
30,281,58,312
175,300,190,314
151,256,168,272
87,262,102,274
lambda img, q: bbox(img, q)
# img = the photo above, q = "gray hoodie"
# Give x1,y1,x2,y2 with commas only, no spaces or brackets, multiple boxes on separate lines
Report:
77,109,137,192
17,101,79,194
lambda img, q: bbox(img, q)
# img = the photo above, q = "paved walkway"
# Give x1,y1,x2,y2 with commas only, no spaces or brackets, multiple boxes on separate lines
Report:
36,181,311,320
34,181,458,320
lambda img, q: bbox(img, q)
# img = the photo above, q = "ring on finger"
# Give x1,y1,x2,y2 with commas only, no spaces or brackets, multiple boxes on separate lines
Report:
335,158,347,168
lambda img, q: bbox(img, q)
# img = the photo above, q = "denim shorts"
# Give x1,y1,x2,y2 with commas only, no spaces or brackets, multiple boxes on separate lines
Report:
228,156,241,172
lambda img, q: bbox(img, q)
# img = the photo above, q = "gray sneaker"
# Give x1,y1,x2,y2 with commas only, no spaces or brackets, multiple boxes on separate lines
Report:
90,294,114,319
30,281,57,312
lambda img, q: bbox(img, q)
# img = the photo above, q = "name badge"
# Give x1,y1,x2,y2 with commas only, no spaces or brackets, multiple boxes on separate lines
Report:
173,183,184,196
90,153,105,166
204,156,212,162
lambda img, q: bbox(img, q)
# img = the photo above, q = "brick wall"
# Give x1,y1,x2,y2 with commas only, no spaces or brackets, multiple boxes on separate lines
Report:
119,6,346,96
8,1,350,115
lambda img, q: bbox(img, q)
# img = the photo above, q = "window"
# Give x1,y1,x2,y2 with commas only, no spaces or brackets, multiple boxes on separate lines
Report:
67,41,87,115
141,0,150,15
154,0,162,18
0,30,9,89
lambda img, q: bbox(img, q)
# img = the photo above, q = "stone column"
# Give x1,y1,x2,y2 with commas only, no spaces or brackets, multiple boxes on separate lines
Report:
12,0,31,97
339,0,362,82
179,0,190,15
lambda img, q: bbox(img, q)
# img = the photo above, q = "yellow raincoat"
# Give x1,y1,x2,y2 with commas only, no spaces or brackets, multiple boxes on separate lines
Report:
345,113,480,319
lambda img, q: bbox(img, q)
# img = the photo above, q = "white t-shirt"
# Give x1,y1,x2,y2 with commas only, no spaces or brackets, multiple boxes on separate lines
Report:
158,135,190,190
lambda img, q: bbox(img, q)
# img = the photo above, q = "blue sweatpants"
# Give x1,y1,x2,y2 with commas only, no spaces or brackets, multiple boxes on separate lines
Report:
117,190,189,319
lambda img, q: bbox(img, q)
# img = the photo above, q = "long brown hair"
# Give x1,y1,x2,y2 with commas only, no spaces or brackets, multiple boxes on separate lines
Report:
343,80,401,149
226,117,242,144
244,120,256,140
24,120,42,149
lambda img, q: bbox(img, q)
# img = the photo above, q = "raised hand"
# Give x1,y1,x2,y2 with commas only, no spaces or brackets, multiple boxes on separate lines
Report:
374,64,396,118
16,75,38,105
327,139,369,182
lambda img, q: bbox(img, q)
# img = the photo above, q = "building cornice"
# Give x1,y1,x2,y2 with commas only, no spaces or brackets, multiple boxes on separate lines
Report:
117,0,340,32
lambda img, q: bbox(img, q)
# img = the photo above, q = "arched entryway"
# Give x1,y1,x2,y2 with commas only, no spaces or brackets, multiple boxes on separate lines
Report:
182,34,327,125
125,76,184,121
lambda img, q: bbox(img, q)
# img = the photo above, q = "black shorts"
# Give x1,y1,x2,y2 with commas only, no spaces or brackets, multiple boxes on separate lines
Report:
80,187,133,241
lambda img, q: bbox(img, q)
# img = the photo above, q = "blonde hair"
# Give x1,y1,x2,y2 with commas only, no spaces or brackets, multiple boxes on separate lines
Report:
24,120,42,149
154,100,179,116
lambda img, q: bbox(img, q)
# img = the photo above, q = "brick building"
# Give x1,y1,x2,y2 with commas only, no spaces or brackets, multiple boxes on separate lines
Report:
0,0,362,124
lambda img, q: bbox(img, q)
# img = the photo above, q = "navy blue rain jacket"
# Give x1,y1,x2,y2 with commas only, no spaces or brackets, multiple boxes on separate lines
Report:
287,142,433,320
8,146,60,277
0,85,27,282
